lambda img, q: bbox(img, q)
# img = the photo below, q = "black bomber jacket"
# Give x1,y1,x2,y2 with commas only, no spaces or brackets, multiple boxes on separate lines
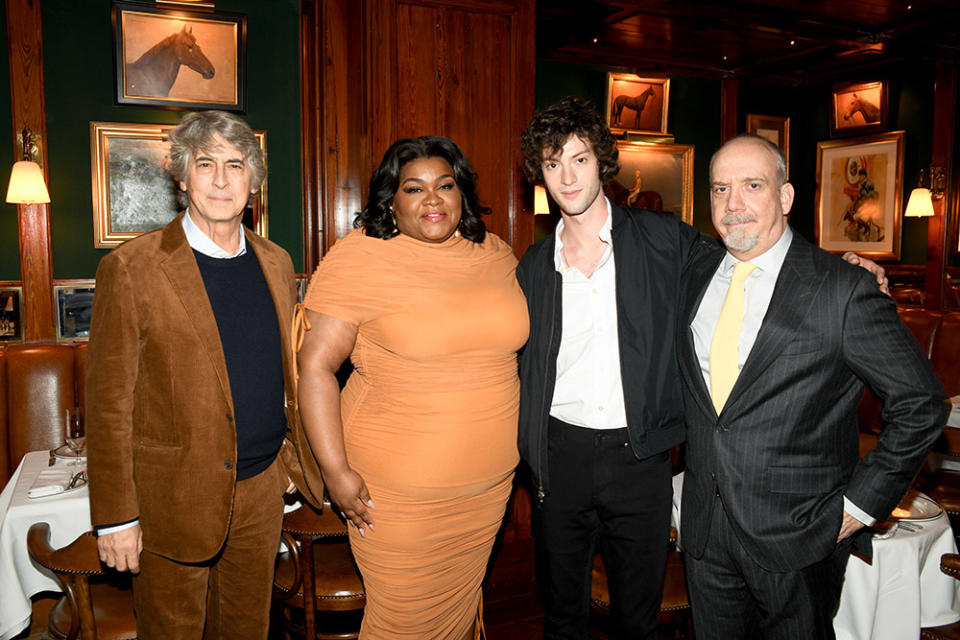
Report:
516,204,713,502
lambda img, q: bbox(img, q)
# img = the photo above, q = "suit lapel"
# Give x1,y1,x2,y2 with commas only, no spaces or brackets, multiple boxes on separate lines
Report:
722,233,825,411
158,215,233,408
679,243,723,418
246,230,295,390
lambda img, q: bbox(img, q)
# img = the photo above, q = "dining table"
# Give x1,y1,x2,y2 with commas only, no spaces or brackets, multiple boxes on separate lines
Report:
0,450,91,640
671,471,960,640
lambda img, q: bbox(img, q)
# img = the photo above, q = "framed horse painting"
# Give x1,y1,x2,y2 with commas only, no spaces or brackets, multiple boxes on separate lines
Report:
830,80,888,137
815,131,904,260
90,121,268,248
112,1,247,111
606,141,693,224
605,73,670,136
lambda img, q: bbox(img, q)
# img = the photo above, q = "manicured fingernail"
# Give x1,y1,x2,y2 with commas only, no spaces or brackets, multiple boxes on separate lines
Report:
367,500,376,509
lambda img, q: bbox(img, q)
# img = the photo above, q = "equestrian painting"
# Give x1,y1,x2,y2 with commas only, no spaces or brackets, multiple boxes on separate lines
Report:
831,81,887,136
113,3,246,110
605,73,670,134
607,140,693,224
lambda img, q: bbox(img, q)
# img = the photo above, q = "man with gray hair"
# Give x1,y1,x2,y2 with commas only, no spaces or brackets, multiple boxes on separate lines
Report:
86,110,323,638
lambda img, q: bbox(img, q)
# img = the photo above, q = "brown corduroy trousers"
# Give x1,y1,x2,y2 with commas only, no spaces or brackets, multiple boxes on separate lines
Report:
132,458,286,639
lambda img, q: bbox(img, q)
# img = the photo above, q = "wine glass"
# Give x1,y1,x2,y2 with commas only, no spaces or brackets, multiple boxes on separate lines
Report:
65,408,86,465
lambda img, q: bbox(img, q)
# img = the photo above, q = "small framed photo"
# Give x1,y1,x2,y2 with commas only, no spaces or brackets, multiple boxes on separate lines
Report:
606,141,694,224
0,285,24,343
830,81,888,137
746,114,790,177
112,1,247,111
815,131,904,260
605,73,670,135
296,275,309,303
90,121,268,248
54,281,96,341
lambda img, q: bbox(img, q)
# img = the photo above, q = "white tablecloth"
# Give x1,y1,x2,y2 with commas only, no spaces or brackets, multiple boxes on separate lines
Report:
0,451,92,640
835,511,960,639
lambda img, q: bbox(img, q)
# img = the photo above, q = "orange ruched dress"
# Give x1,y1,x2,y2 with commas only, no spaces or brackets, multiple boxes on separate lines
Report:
303,228,528,639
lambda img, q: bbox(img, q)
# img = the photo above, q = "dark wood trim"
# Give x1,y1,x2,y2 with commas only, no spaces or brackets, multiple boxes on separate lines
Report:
720,76,738,143
925,60,956,310
509,0,537,256
7,0,55,342
300,0,323,273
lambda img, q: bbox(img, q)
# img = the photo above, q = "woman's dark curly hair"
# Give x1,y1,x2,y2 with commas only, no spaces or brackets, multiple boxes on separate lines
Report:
520,97,619,186
355,136,489,243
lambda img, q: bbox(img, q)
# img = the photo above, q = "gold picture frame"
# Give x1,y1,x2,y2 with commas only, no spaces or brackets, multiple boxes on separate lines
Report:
606,141,693,224
90,121,268,248
830,80,888,137
0,284,24,343
54,280,96,342
605,73,670,136
746,114,790,177
815,131,904,260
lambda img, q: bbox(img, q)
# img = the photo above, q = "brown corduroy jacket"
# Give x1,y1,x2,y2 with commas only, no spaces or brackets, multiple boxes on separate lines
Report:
86,214,324,562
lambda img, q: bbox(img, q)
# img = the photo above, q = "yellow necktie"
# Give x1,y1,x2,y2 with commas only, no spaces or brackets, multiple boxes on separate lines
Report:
710,261,756,413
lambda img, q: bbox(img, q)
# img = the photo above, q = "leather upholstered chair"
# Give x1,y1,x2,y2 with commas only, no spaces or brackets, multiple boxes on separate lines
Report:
590,526,691,637
921,554,960,639
5,344,77,475
26,522,136,640
273,500,366,639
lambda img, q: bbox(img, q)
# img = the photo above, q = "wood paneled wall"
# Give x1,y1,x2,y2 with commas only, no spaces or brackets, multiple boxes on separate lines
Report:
306,0,536,267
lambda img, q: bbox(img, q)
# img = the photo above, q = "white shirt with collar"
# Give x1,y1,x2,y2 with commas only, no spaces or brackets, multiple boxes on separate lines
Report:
181,210,247,258
549,198,627,430
97,211,246,537
690,226,873,526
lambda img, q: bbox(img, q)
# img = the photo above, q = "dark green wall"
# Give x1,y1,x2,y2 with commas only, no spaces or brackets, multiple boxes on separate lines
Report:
739,61,936,265
537,59,938,264
0,6,18,281
40,0,302,279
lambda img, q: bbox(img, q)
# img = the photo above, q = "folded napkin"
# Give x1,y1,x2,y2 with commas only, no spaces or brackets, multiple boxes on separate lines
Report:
27,468,81,498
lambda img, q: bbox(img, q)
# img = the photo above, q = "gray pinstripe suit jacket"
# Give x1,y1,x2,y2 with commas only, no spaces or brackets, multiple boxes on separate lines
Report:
678,229,948,572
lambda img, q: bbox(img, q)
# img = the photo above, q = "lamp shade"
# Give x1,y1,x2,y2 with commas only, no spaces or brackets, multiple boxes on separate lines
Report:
904,187,934,218
534,185,550,215
6,160,50,204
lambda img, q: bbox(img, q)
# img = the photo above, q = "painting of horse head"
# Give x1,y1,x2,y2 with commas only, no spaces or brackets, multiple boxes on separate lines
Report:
831,81,887,135
126,25,215,98
114,3,246,110
843,93,881,125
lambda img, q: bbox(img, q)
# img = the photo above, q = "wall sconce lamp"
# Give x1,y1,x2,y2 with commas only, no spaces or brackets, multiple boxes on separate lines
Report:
534,185,550,215
6,127,50,205
904,166,945,218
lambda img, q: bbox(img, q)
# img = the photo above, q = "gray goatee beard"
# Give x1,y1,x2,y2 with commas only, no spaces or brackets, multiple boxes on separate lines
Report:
720,214,759,253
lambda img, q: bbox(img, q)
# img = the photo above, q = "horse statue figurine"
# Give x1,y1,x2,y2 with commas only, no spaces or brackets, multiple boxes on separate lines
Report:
613,86,656,128
125,25,215,98
843,93,881,125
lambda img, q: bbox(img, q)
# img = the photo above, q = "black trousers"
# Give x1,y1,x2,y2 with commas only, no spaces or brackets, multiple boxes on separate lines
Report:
685,494,852,640
534,417,673,640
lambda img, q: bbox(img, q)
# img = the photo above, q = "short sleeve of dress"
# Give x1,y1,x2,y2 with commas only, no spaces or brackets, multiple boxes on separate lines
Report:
302,229,379,326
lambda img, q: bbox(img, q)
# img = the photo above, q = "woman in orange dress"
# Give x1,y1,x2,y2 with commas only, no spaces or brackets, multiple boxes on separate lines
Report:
297,136,528,639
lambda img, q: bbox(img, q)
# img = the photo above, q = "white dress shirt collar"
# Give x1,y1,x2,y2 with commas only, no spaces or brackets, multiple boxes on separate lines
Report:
719,226,792,278
181,210,247,259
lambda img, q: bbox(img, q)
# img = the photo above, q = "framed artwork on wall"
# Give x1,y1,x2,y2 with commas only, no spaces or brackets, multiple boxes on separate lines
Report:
90,121,268,248
0,285,23,343
815,131,904,260
606,141,693,224
605,73,670,135
54,281,96,342
112,1,247,111
830,80,888,137
746,114,790,176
